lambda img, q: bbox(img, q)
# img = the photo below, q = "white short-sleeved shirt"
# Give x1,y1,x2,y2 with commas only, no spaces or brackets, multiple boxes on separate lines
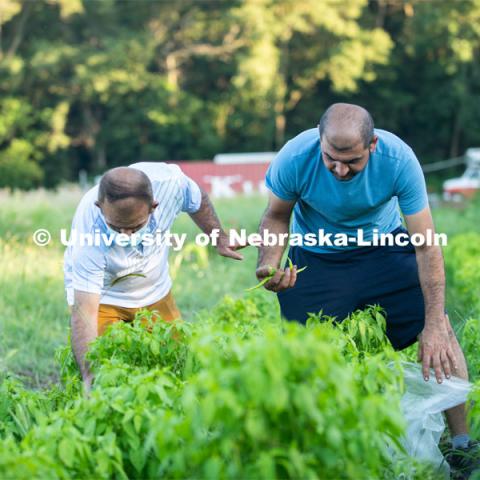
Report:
63,162,202,307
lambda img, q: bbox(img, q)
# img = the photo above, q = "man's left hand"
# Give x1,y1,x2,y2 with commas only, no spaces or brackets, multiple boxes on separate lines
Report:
215,233,246,260
418,321,457,383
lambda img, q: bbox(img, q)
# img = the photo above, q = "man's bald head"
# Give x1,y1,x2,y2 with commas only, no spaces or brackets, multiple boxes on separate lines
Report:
319,103,374,150
98,167,153,205
318,104,377,181
96,167,157,234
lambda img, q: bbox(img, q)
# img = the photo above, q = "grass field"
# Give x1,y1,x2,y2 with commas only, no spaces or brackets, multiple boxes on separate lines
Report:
0,187,478,388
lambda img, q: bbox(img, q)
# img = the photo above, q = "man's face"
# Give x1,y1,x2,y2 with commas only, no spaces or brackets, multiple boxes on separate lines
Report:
320,132,378,181
95,198,157,235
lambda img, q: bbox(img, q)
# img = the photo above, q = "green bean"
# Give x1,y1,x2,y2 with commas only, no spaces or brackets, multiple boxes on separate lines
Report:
111,273,147,287
246,263,307,291
287,256,294,271
245,266,275,291
245,275,275,291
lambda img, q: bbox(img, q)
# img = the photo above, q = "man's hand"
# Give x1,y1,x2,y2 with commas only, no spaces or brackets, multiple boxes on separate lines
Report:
71,290,99,397
405,208,455,384
190,189,247,261
255,264,297,292
215,232,245,260
418,320,457,383
82,371,94,397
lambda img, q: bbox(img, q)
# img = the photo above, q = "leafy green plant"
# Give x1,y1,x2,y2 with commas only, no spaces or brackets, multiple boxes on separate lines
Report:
460,317,480,382
445,233,480,315
0,296,462,479
87,311,191,379
177,319,406,479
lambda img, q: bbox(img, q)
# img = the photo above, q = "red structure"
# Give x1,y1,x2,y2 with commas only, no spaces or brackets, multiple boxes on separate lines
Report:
171,161,270,197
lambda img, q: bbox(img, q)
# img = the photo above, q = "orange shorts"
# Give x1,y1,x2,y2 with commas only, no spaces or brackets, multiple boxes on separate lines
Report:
97,290,181,335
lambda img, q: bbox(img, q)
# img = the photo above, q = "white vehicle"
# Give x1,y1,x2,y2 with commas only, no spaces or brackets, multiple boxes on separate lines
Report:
443,148,480,201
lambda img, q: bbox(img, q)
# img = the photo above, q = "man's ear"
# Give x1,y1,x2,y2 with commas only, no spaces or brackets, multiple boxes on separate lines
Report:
94,201,101,208
369,135,378,153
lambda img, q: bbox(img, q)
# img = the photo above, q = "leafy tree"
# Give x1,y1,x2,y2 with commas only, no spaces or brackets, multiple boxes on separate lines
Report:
1,0,480,187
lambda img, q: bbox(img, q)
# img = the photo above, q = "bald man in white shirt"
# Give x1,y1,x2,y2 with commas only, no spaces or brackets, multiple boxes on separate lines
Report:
64,162,243,392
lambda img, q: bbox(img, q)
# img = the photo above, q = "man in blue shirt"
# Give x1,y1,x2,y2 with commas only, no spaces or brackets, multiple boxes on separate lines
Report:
255,103,477,475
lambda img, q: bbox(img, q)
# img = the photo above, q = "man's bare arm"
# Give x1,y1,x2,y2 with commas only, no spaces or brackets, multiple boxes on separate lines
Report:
404,207,456,383
189,188,243,260
256,192,297,292
71,290,100,392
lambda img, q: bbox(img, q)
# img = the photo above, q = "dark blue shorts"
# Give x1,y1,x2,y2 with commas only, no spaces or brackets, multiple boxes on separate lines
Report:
277,230,425,350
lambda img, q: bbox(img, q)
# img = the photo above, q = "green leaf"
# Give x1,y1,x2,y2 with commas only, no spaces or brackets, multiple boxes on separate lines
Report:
58,438,75,467
129,448,146,473
150,340,160,356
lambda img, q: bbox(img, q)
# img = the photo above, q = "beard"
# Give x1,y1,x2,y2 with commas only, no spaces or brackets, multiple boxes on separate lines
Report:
331,171,356,181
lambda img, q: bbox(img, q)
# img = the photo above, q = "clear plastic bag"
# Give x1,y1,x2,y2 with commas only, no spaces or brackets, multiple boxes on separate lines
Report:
400,362,472,477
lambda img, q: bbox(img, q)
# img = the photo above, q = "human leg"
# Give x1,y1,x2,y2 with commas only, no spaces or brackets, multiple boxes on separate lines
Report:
443,314,469,438
359,243,425,349
360,247,478,475
97,303,135,335
277,246,358,324
144,290,181,323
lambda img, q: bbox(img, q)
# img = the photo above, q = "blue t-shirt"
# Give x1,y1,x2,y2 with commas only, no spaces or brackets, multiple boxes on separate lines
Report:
265,128,428,253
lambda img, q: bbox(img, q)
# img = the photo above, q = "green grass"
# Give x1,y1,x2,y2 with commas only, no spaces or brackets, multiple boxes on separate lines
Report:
0,186,477,387
433,198,480,237
0,240,67,387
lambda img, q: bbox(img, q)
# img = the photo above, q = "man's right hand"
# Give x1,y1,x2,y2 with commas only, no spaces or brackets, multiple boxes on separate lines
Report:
255,264,297,292
82,371,94,396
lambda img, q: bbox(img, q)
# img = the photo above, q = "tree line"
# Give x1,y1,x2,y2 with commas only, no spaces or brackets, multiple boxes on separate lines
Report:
0,0,479,189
